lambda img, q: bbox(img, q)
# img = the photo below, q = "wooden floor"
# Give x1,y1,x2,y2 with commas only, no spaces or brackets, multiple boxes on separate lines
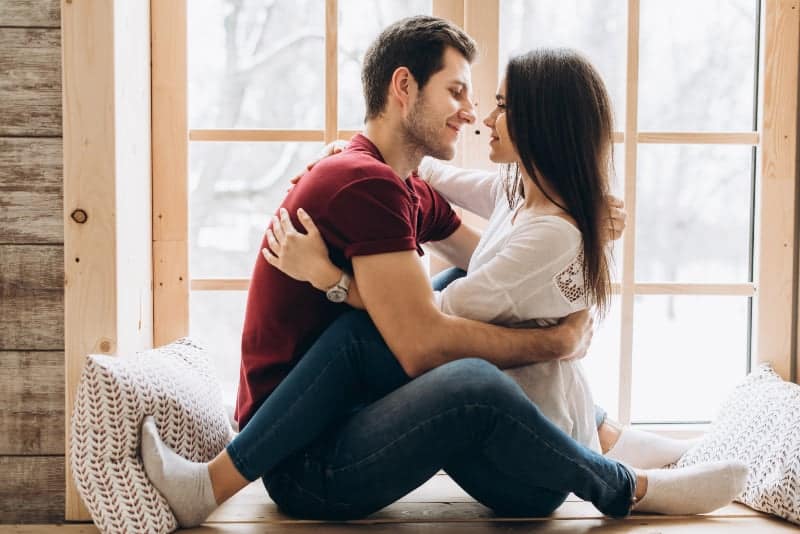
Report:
2,473,798,533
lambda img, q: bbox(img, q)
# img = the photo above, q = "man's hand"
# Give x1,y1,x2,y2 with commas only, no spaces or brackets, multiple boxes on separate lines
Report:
288,140,349,190
553,309,594,361
604,195,627,242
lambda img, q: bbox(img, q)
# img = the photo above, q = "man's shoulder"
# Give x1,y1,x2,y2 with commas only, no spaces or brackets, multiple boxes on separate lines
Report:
308,152,406,196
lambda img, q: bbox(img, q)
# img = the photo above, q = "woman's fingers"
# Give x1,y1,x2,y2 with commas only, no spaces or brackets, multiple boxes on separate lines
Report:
271,215,285,243
279,208,298,235
261,247,278,264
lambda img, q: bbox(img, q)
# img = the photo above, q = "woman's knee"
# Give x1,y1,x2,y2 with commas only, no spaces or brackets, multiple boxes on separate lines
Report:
425,358,519,404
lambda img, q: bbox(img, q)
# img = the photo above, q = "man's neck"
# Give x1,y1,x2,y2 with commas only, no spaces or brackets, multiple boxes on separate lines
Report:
362,119,423,180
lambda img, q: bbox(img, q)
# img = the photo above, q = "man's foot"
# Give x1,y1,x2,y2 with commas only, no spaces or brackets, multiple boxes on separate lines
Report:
140,416,219,528
605,425,699,469
632,461,749,515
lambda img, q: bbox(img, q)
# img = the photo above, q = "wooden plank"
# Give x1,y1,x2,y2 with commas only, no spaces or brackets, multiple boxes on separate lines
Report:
152,0,189,347
0,456,64,523
0,138,62,244
191,279,250,291
637,132,759,145
0,351,64,455
618,0,640,425
631,283,755,296
758,0,800,381
0,28,61,137
190,129,325,142
324,0,338,144
0,245,63,350
0,0,60,27
462,0,498,172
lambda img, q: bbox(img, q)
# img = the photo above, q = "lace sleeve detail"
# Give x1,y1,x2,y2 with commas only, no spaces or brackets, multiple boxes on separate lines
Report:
554,250,587,304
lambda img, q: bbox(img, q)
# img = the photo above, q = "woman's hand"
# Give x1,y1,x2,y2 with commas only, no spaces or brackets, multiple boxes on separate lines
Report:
288,140,349,189
262,208,340,290
604,195,627,242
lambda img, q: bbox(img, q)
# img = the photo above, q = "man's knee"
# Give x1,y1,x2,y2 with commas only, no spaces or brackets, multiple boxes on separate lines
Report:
424,358,517,404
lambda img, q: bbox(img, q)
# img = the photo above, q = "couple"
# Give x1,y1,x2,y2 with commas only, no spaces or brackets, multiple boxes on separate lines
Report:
141,15,747,527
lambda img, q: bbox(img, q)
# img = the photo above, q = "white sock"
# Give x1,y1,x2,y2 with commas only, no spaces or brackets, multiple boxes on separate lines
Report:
632,461,749,515
140,416,219,528
606,427,699,469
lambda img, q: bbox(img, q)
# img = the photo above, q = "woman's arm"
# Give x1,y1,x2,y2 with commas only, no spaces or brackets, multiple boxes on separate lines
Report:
263,208,365,309
418,158,501,219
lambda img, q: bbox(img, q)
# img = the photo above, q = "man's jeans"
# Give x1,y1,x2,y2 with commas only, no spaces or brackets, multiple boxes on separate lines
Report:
226,269,634,519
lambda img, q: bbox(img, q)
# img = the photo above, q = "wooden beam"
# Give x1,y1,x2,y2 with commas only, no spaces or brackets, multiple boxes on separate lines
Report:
757,0,799,381
62,0,153,520
152,0,189,346
191,279,250,291
324,0,338,144
0,28,61,136
0,138,63,244
618,0,641,425
637,132,759,145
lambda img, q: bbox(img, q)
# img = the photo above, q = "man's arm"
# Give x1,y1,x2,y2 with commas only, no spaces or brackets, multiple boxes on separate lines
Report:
424,223,481,272
353,250,593,377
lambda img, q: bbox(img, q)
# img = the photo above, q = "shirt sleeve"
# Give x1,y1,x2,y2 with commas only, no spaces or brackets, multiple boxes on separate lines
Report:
418,157,502,219
436,218,585,324
325,177,418,259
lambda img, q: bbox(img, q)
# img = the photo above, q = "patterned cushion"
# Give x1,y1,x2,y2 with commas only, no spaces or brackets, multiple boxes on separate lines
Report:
70,338,233,533
677,364,800,524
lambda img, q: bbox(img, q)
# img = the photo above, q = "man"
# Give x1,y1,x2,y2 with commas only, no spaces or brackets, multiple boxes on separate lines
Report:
141,16,745,527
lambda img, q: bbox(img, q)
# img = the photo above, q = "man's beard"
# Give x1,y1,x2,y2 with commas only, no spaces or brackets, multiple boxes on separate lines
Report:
402,94,455,161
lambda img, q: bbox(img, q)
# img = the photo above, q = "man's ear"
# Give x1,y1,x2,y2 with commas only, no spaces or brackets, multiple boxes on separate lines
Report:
389,66,418,114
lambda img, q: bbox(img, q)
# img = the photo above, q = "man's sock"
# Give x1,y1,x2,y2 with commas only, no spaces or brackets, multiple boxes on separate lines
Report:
632,461,749,515
606,426,699,469
140,416,219,528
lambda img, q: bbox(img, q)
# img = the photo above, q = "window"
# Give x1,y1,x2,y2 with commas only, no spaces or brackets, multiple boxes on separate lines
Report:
152,0,798,426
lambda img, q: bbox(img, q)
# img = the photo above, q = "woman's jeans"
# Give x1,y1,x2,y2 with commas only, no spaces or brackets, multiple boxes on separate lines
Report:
225,268,634,519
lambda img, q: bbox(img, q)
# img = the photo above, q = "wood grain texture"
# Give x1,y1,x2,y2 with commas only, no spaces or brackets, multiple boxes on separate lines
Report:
0,138,62,244
0,456,64,523
0,28,61,137
0,0,60,27
0,351,64,455
0,245,63,351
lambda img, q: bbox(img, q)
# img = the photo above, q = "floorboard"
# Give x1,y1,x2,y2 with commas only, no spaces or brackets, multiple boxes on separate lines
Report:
2,474,796,533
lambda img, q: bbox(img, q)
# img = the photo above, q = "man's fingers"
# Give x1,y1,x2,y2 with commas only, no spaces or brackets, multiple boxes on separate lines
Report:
266,229,281,253
296,208,318,235
279,208,298,235
261,247,279,264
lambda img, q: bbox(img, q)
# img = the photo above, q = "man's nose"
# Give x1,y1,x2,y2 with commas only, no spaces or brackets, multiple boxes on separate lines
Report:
459,100,477,124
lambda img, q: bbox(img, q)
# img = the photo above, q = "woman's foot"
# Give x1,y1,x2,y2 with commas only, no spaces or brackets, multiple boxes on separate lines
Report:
632,461,749,515
603,424,699,469
140,416,219,528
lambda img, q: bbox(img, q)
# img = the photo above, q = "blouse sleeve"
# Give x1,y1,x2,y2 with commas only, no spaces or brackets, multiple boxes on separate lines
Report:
417,157,502,219
435,218,586,324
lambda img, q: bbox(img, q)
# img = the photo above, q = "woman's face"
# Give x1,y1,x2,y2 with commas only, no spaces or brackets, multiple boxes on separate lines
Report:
483,77,518,164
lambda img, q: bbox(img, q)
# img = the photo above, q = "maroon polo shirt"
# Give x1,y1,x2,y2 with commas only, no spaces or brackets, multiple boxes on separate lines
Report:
235,134,461,429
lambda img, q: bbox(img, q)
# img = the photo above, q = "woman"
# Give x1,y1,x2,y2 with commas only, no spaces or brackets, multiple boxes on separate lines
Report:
141,48,747,527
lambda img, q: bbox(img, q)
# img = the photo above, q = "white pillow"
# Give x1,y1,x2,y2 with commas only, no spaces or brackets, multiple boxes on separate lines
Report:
677,364,800,524
70,338,233,534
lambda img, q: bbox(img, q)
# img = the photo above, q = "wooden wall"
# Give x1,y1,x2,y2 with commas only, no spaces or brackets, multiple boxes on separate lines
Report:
0,0,65,523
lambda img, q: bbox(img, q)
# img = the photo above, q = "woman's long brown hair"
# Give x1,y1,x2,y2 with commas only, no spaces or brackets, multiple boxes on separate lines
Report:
504,48,614,317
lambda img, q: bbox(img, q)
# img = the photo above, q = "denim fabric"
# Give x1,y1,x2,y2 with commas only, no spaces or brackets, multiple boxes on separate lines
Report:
226,268,634,520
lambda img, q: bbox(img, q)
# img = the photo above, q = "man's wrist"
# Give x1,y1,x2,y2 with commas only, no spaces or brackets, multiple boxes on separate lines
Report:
312,263,343,292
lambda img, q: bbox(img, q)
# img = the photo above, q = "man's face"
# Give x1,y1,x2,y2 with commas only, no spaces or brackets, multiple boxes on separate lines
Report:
403,47,476,160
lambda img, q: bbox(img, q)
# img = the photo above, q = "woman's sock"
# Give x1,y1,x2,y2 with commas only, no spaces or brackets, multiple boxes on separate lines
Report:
606,426,699,469
140,416,219,528
632,461,749,515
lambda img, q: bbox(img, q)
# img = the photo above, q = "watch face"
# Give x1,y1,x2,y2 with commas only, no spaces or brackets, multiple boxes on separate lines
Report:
327,287,347,303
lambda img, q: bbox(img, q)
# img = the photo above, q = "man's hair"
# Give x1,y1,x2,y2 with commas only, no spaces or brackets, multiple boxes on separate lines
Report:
361,15,477,121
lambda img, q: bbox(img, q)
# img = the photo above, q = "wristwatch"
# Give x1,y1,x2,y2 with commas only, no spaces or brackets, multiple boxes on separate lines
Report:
325,272,351,303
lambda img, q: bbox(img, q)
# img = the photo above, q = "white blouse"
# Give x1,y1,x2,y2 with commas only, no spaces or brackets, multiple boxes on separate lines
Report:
418,157,601,452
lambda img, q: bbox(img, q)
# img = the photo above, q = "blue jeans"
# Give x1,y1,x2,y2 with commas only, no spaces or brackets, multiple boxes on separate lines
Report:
226,268,634,519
